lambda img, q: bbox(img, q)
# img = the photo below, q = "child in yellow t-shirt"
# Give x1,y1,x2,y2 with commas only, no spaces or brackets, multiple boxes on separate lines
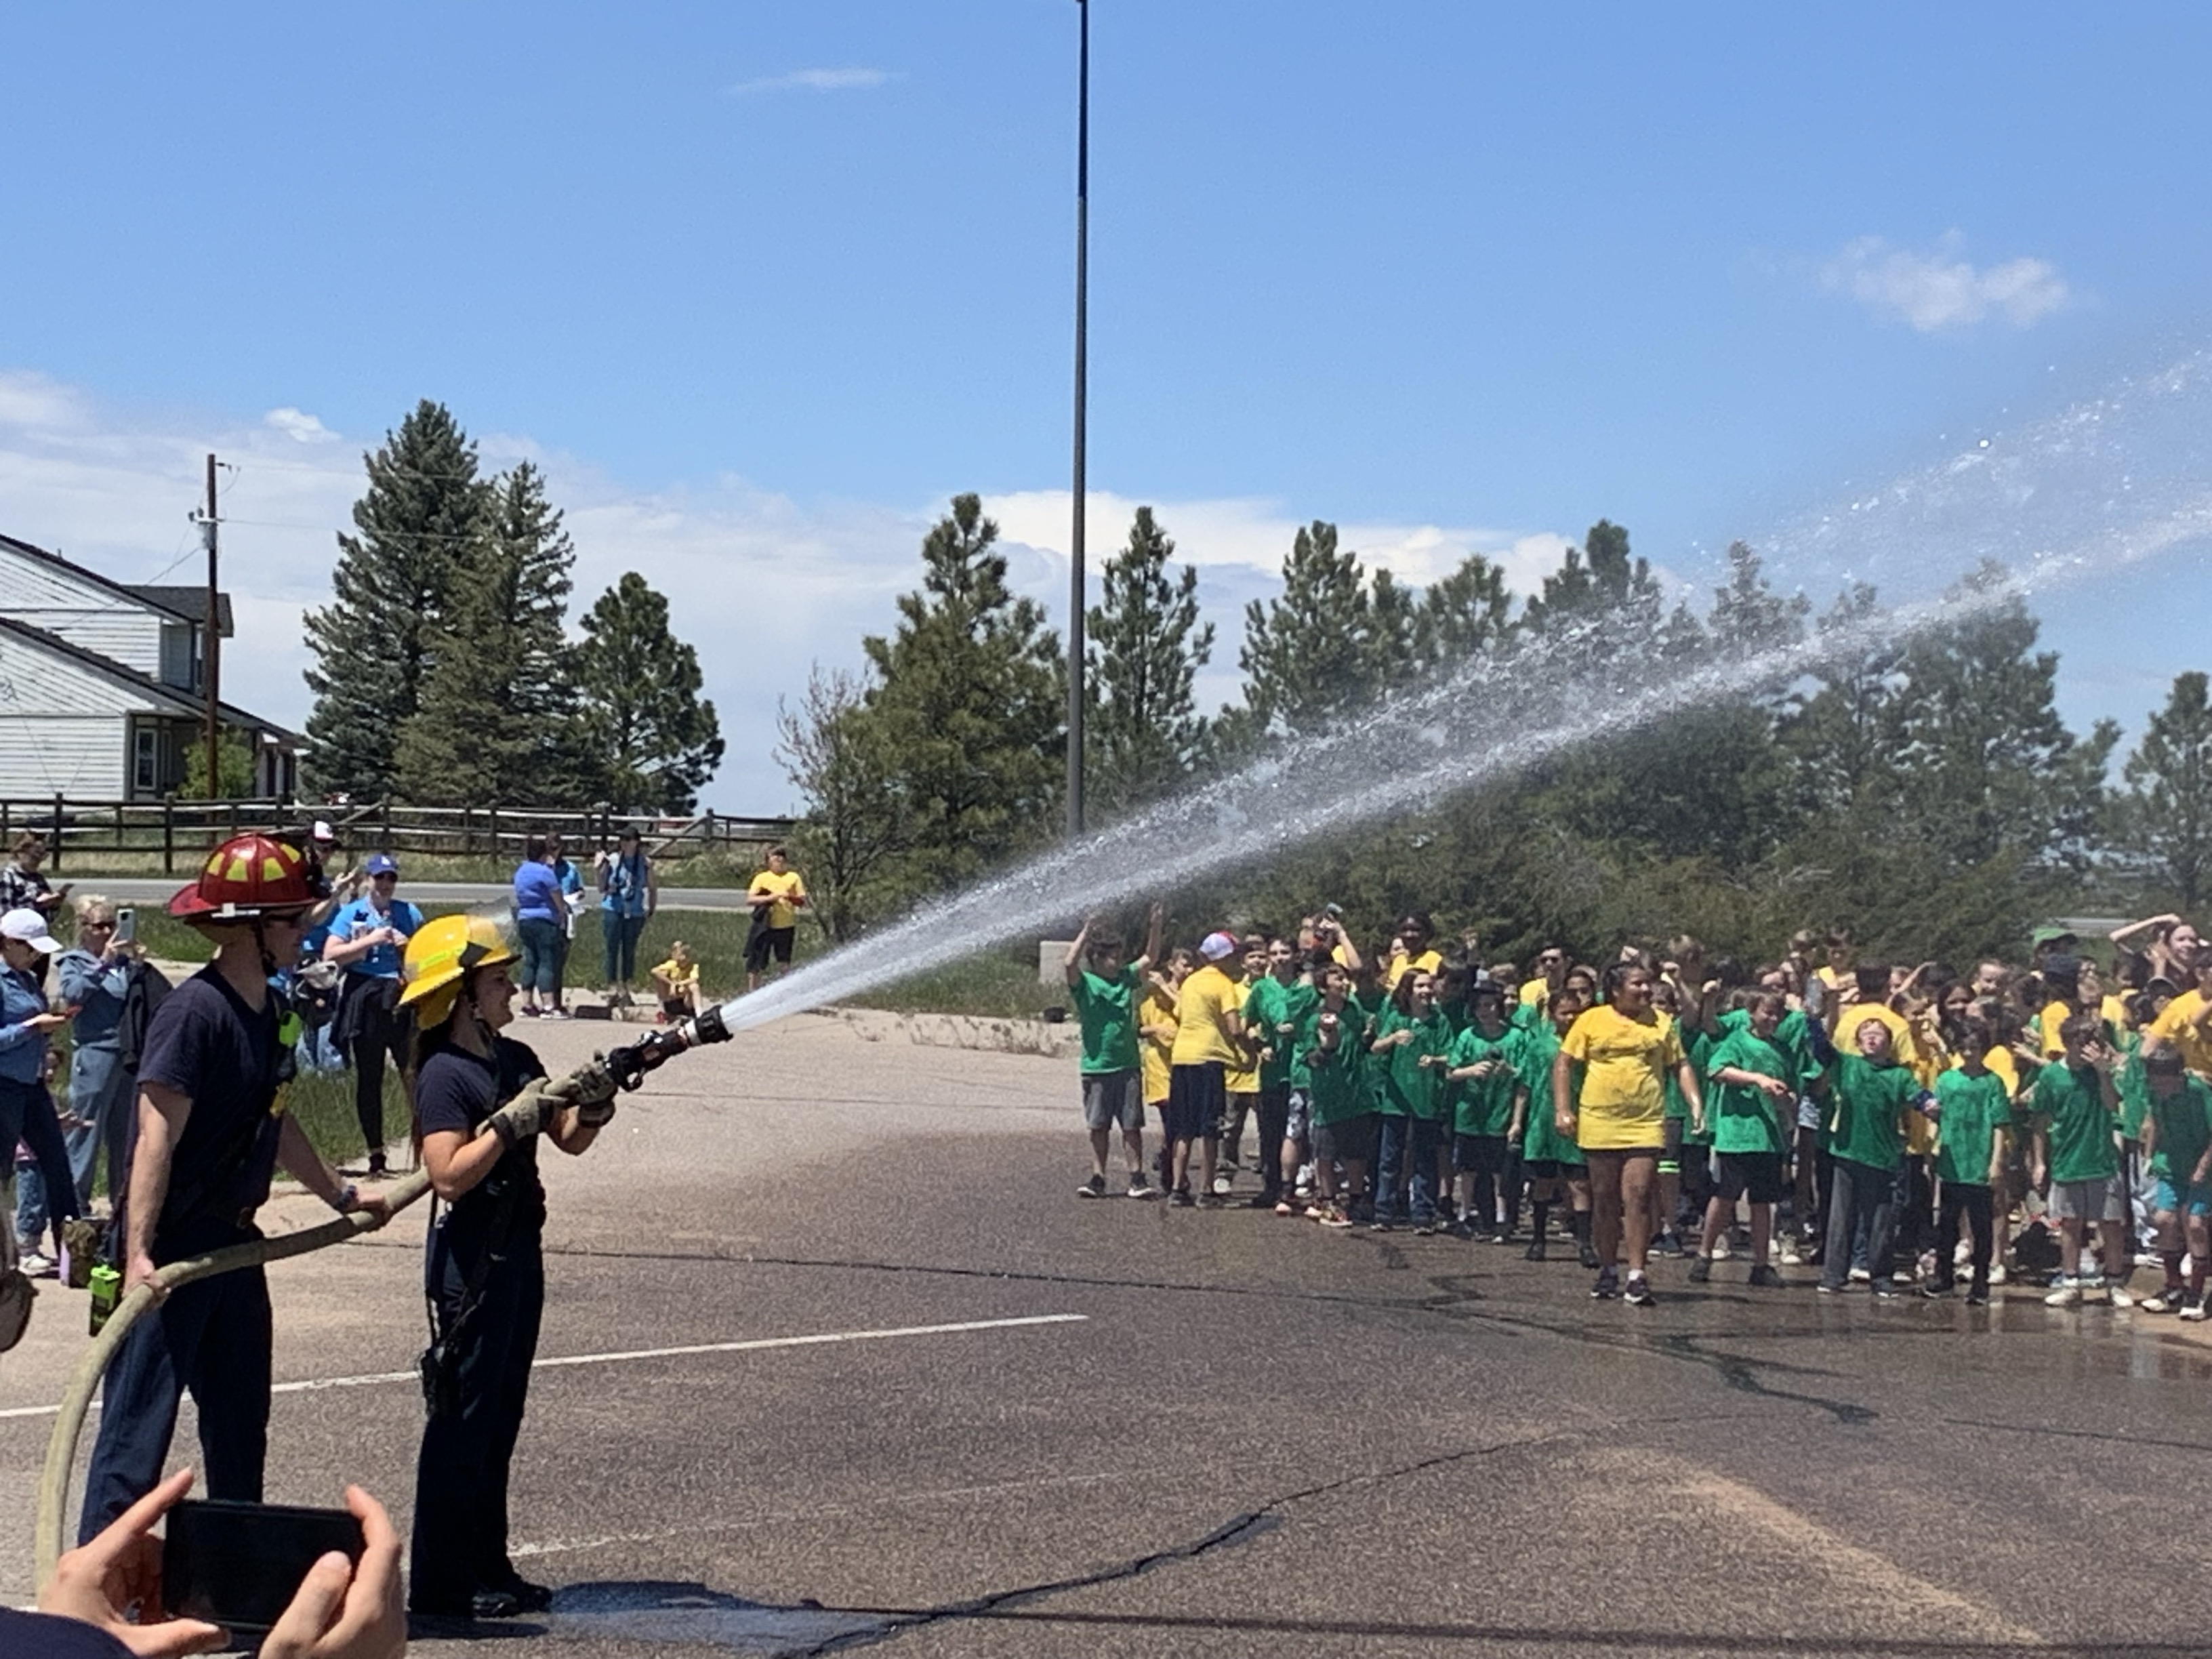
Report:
651,941,701,1021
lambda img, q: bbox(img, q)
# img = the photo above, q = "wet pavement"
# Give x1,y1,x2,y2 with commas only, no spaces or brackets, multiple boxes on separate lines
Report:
5,1007,2208,1656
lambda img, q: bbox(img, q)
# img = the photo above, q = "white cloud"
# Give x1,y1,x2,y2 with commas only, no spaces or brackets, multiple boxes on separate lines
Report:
1820,232,2072,331
726,66,893,96
262,407,336,443
0,372,1587,808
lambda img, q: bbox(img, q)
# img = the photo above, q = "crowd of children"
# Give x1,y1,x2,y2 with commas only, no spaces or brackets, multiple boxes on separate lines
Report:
1063,907,2212,1311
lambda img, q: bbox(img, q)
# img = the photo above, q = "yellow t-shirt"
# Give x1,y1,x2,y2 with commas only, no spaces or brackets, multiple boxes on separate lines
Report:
2148,990,2212,1076
651,958,698,992
2104,992,2131,1032
1960,1044,2022,1101
1518,978,1547,1008
1170,964,1243,1067
748,869,807,930
1223,979,1260,1094
1837,1000,1921,1073
2037,998,2074,1059
1137,985,1177,1104
1385,948,1443,991
1560,1004,1682,1151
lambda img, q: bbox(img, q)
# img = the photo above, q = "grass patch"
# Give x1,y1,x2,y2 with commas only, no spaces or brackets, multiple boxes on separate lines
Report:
283,1066,410,1173
838,947,1061,1022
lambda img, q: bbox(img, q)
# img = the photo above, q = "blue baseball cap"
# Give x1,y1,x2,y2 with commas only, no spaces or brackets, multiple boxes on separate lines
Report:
365,853,399,878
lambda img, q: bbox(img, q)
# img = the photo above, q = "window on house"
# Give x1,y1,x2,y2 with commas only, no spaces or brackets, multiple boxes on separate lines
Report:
159,623,195,690
134,727,157,793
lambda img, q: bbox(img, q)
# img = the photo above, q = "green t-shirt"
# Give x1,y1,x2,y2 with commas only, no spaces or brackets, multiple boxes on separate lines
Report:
2146,1074,2212,1187
2030,1060,2120,1185
1244,975,1319,1091
1448,1023,1523,1138
1298,1004,1369,1126
1826,1053,1921,1173
2115,1029,2150,1141
1372,1004,1451,1120
1932,1067,2010,1187
1069,966,1139,1076
1517,1019,1585,1166
1719,1005,1816,1095
1703,1026,1793,1156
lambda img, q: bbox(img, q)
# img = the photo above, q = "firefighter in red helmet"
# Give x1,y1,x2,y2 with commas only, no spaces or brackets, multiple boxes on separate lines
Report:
77,833,394,1540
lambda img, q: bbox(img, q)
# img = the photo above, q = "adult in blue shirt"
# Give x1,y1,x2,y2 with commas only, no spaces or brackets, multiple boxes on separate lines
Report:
0,907,75,1279
511,834,567,1020
321,853,424,1177
594,826,655,1007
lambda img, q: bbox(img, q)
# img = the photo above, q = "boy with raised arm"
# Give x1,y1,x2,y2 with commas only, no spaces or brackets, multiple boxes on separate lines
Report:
1065,903,1164,1200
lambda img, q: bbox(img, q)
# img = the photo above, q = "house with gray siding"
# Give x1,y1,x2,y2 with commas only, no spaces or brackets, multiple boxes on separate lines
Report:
0,532,302,799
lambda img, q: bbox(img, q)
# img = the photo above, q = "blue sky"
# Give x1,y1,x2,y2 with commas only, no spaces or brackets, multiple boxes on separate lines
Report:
2,3,2207,808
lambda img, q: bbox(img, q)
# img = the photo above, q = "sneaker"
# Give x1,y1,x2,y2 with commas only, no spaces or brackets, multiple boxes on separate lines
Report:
18,1252,56,1280
1274,1200,1297,1217
1077,1174,1107,1200
1591,1267,1620,1300
518,1004,541,1018
1623,1273,1656,1307
1524,1237,1549,1262
1448,1220,1477,1240
1711,1238,1733,1262
1891,1269,1917,1286
1848,1267,1872,1284
1748,1265,1785,1289
1126,1180,1158,1201
1988,1263,2008,1286
1954,1240,1973,1267
543,1006,573,1021
2108,1282,2136,1309
1965,1288,1990,1307
1921,1279,1953,1300
1303,1202,1328,1218
1170,1189,1195,1209
1780,1244,1804,1267
2182,1294,2209,1322
1210,1174,1233,1197
1197,1193,1225,1210
2044,1277,2082,1307
1319,1209,1355,1229
1654,1231,1686,1258
1368,1218,1396,1233
2142,1286,2187,1313
1412,1221,1439,1236
1578,1240,1601,1270
1687,1256,1712,1284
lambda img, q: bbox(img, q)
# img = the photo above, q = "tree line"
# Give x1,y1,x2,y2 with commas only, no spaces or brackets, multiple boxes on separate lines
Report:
779,494,2212,962
303,401,723,813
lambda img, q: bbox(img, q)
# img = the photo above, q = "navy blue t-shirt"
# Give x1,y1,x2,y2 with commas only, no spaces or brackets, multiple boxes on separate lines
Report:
140,965,283,1248
417,1036,548,1252
0,1608,132,1658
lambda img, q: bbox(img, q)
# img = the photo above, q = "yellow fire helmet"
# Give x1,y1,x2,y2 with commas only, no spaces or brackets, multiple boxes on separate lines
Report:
398,913,518,1029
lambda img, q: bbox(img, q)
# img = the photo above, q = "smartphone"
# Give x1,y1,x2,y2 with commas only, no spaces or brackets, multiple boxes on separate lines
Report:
112,907,136,945
163,1499,364,1639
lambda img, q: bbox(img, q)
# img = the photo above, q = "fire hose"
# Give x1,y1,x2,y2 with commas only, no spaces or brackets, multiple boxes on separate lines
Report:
31,1005,731,1591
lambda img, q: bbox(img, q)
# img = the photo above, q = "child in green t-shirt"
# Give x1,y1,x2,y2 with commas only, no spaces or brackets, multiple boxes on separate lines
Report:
1926,1021,2010,1304
1518,985,1597,1265
1063,906,1163,1200
1298,963,1372,1228
1692,991,1798,1289
1443,983,1526,1243
1812,1007,1931,1297
2137,1048,2212,1315
2032,1013,2129,1307
1368,971,1453,1231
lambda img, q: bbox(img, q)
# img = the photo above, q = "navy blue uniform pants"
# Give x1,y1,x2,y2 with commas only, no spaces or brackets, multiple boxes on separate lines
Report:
79,1236,270,1540
411,1233,544,1607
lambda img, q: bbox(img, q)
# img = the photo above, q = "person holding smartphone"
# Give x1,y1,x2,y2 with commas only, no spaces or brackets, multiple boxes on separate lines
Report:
0,907,77,1283
322,855,422,1177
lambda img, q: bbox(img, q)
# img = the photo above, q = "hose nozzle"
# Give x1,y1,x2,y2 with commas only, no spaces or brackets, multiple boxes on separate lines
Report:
603,1003,733,1091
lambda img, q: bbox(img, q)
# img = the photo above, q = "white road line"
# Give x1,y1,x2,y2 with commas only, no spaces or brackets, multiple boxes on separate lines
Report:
0,1313,1087,1422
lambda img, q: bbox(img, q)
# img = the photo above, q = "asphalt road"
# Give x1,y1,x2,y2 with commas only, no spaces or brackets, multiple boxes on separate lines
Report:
5,1008,2207,1658
74,878,755,912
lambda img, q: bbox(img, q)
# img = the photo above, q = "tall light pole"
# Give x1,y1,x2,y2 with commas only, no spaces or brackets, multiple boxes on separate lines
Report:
1066,0,1089,838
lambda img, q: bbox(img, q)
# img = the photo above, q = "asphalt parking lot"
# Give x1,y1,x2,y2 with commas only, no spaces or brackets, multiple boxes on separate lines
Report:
5,1006,2207,1658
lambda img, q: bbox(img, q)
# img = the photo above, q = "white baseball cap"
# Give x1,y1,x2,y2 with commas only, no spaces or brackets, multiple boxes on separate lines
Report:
1199,931,1237,961
1,909,61,954
311,819,335,842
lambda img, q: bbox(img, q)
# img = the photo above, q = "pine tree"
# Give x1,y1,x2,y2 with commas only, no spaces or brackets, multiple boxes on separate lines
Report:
1237,522,1375,737
775,665,906,941
573,573,724,813
394,462,581,805
303,401,489,799
858,494,1065,884
1519,518,1664,650
1086,507,1214,815
2118,672,2212,908
1708,541,1811,699
1411,554,1514,677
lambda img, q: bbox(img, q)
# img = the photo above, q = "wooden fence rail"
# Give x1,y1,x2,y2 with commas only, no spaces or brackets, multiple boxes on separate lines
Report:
0,796,796,875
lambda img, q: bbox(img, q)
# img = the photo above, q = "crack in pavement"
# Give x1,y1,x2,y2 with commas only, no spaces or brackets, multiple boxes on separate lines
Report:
781,1427,1583,1657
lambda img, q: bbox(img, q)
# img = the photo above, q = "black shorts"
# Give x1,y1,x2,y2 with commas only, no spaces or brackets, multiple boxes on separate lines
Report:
1523,1158,1565,1181
745,925,796,972
1313,1111,1376,1166
1453,1132,1511,1175
1711,1151,1784,1205
1164,1063,1227,1143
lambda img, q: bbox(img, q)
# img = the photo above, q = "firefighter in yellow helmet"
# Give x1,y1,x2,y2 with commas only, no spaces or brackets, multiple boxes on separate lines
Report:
400,914,617,1624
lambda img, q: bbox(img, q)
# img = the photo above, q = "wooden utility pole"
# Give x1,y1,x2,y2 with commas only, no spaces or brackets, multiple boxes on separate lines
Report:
1066,0,1089,838
201,453,222,800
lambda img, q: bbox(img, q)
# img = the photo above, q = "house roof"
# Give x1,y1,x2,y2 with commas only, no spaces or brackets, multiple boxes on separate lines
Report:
123,586,234,638
0,613,303,746
0,532,223,628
